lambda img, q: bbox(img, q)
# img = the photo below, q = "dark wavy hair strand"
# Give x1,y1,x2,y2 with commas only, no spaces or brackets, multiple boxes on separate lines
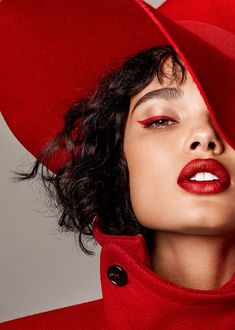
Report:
17,45,186,255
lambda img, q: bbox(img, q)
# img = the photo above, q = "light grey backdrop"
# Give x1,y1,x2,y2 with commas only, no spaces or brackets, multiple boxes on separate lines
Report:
0,0,165,322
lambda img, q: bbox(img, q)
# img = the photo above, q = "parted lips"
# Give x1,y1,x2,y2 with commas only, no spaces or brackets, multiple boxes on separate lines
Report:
177,159,231,194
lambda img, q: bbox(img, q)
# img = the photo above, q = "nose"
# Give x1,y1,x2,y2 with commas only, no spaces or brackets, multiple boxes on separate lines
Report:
184,121,225,156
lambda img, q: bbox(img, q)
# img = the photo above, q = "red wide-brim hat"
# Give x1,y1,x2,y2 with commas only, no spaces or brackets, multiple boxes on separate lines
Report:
1,0,235,171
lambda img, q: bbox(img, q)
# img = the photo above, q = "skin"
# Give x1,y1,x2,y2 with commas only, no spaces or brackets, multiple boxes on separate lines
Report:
123,60,235,290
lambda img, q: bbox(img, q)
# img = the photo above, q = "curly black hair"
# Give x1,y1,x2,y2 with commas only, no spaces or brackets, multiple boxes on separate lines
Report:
19,45,186,255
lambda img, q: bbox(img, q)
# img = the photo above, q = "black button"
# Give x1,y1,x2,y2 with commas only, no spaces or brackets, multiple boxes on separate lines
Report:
107,265,128,286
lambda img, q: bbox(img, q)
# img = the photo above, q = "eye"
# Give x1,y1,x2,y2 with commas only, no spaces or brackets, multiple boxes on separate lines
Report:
137,116,178,128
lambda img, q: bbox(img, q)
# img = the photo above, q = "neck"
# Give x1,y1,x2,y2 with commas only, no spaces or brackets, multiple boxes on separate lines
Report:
150,230,235,290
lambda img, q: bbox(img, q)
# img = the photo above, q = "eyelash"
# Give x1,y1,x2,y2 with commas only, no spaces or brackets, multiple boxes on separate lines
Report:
137,116,178,128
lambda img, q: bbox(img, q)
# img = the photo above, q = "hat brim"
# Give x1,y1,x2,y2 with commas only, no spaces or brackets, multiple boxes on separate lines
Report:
152,10,235,150
1,0,234,172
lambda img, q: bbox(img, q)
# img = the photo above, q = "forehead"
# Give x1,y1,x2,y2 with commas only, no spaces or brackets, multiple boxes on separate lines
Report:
130,57,186,101
129,66,205,113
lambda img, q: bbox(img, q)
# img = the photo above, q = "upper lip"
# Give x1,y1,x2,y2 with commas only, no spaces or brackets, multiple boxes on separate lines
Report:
177,158,231,185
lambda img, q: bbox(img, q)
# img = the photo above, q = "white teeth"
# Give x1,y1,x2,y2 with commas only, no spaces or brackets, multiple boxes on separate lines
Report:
189,172,219,181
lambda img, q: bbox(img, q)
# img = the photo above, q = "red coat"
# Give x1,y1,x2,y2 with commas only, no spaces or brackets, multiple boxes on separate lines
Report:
2,222,235,330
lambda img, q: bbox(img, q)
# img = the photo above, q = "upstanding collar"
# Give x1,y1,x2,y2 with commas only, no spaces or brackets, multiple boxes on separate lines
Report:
93,218,235,329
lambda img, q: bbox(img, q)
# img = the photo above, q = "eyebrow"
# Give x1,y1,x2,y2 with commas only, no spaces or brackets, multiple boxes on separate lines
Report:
131,87,184,116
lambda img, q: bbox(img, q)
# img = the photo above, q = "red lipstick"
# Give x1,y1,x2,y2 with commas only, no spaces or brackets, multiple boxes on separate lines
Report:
177,159,231,194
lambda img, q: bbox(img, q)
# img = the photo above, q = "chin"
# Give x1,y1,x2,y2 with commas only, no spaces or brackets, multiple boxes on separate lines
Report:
180,208,235,236
133,200,235,235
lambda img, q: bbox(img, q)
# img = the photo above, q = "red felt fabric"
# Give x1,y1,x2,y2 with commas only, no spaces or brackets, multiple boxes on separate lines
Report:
1,0,235,173
2,221,235,329
0,299,106,330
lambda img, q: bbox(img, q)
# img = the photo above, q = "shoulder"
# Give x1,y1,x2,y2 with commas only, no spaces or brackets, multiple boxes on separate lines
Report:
0,299,106,330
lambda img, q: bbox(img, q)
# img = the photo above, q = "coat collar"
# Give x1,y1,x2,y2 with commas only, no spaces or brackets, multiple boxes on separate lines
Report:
93,219,235,329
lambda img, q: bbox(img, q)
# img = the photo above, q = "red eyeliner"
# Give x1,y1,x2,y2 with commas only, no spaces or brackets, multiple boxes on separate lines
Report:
137,115,176,125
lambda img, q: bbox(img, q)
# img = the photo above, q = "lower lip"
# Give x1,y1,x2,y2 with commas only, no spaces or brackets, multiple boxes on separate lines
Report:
178,180,230,194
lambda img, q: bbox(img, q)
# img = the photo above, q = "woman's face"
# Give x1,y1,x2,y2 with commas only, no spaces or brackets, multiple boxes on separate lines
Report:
124,65,235,236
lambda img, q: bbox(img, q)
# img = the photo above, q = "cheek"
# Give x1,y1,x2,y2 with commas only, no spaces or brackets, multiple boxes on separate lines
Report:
124,134,177,227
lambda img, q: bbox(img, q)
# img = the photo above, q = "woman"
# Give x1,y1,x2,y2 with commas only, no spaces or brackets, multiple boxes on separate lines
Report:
1,0,235,329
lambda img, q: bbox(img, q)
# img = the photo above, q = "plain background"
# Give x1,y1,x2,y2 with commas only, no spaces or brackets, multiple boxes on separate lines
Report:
0,0,165,323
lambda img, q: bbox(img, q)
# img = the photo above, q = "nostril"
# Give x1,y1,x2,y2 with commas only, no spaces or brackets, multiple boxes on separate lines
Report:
191,141,200,150
208,141,216,149
190,141,216,150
